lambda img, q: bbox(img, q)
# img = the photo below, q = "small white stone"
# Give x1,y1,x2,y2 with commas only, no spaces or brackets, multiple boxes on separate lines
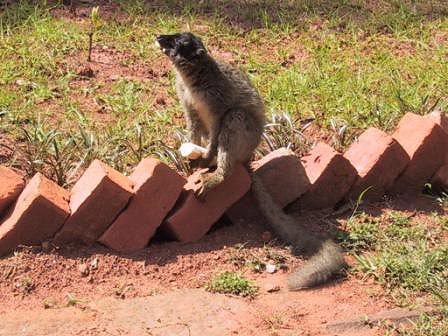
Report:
266,263,277,274
78,263,89,277
90,257,99,270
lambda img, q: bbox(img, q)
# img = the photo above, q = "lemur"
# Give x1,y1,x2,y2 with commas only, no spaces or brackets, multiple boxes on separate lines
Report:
156,32,345,289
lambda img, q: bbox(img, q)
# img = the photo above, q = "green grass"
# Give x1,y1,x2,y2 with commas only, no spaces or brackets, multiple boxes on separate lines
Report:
344,211,447,295
1,0,447,182
385,313,448,336
206,271,258,297
342,210,448,335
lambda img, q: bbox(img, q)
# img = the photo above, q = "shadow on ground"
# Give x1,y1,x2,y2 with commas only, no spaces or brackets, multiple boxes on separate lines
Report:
2,0,448,31
42,192,445,268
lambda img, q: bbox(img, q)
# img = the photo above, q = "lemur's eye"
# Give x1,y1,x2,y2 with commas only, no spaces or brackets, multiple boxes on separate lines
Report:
181,41,189,46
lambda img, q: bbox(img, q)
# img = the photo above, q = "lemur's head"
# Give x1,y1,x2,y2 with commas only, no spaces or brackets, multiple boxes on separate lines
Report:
156,32,207,68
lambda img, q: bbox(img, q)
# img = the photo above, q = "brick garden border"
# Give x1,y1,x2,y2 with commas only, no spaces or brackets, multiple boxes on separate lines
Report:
0,112,447,256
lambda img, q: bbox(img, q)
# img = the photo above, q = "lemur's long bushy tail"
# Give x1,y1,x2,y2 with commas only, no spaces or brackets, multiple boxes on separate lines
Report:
286,240,345,289
250,175,346,289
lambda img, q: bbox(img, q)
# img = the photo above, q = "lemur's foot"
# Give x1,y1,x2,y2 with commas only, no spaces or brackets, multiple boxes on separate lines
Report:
193,172,214,201
193,173,207,201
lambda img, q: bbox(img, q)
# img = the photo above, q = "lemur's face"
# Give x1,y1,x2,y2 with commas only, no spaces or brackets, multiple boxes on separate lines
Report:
156,32,207,66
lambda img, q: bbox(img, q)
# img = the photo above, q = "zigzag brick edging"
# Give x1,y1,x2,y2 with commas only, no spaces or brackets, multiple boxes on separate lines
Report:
297,142,358,210
226,148,310,224
0,166,25,216
0,173,70,256
162,165,251,242
99,158,186,253
344,127,410,201
391,112,448,194
54,159,133,245
1,110,448,255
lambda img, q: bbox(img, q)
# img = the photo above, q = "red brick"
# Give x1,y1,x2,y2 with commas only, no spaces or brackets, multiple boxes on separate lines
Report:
0,173,70,256
344,127,410,201
431,164,448,193
251,148,311,206
391,112,448,193
225,193,260,225
98,158,186,252
226,148,310,224
427,110,448,134
427,110,448,164
54,159,133,245
298,142,357,210
0,166,25,216
162,164,251,242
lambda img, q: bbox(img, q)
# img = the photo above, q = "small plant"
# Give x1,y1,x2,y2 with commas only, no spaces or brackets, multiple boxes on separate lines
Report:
43,297,57,309
152,129,192,176
113,283,133,299
342,213,380,250
246,259,266,273
17,117,89,187
424,183,448,207
258,112,312,157
261,312,290,331
436,191,448,207
329,117,357,151
387,211,412,227
206,271,258,297
20,277,35,294
66,293,84,307
227,242,249,268
87,6,101,62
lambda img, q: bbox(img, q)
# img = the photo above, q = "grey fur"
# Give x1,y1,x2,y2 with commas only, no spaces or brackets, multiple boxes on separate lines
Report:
157,32,346,289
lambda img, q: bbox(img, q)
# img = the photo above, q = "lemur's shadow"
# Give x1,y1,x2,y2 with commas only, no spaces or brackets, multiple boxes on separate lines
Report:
44,215,270,266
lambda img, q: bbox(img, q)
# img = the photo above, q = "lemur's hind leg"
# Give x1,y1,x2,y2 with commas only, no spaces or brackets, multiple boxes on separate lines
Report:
193,109,256,200
194,149,235,200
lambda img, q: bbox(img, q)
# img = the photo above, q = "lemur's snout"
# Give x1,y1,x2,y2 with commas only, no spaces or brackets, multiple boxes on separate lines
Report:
155,35,173,49
155,35,177,56
155,35,166,45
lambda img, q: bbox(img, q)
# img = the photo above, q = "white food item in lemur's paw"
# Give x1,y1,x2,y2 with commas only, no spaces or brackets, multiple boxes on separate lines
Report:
179,143,207,160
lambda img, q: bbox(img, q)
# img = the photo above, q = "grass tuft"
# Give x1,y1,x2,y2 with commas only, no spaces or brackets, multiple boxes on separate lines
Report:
343,210,448,306
206,271,258,297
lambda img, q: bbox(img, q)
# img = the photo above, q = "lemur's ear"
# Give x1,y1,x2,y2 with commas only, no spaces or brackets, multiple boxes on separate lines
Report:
196,48,206,56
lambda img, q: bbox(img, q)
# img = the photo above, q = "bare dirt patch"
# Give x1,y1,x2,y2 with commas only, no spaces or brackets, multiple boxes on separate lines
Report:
3,196,441,335
0,282,387,336
52,46,174,121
